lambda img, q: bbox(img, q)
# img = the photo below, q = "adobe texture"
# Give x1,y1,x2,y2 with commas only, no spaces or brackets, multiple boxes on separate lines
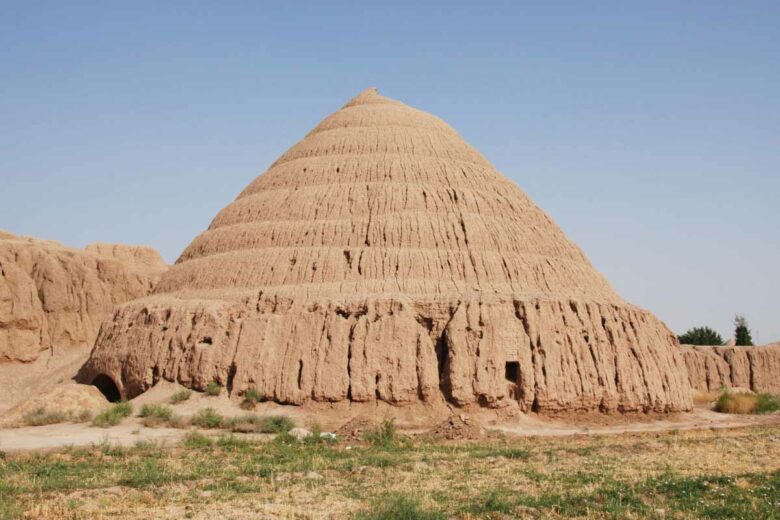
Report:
0,231,167,363
80,89,693,412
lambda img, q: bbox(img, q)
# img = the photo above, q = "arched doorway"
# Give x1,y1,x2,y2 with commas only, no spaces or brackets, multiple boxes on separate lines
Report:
91,374,121,402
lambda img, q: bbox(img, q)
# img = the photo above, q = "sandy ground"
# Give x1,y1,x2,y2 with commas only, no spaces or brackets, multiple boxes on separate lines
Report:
2,401,778,453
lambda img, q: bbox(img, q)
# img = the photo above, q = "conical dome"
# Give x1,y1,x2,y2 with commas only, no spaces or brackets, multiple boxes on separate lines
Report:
156,88,620,304
81,89,692,413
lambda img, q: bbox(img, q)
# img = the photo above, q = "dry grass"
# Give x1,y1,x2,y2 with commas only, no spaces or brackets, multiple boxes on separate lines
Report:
692,391,720,406
2,424,779,519
715,391,780,415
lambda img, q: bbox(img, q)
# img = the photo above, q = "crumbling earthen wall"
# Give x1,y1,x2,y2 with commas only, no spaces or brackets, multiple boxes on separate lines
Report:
82,294,692,412
0,232,167,363
681,343,780,394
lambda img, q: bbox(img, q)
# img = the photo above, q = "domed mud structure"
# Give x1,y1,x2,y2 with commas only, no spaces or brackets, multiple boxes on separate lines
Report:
81,89,692,413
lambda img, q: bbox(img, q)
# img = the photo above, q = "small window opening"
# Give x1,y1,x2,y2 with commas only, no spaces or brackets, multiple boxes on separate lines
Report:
92,373,121,402
505,362,519,383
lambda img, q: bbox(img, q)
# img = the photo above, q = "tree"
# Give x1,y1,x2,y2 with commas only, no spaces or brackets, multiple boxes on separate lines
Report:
734,314,754,346
678,326,724,346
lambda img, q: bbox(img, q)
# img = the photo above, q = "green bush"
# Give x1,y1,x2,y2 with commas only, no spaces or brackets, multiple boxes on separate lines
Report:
678,326,723,346
170,390,192,404
755,393,780,414
191,407,223,429
205,381,222,397
92,402,133,428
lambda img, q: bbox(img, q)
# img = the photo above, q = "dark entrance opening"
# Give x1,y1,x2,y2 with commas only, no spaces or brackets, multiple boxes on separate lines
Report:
91,374,121,402
505,362,519,383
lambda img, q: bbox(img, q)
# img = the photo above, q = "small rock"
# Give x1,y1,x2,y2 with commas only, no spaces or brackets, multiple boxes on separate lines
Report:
306,471,323,480
412,461,429,471
200,490,213,498
289,427,312,441
320,432,337,441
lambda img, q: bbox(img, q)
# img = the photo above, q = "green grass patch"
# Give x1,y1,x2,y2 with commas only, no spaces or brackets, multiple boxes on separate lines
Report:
91,402,132,428
355,493,446,520
182,431,213,449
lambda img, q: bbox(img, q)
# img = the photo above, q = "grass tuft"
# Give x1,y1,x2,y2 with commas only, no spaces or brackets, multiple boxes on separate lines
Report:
190,407,223,429
23,408,70,427
240,388,265,409
364,419,402,448
138,404,175,427
182,430,213,449
170,390,192,404
226,414,294,434
205,381,222,397
92,402,133,428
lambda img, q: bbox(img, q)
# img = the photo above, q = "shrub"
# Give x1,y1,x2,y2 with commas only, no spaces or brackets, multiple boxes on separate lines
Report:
262,415,295,433
754,393,780,414
715,391,780,415
678,326,723,346
364,419,400,448
205,381,222,397
715,391,756,414
170,390,192,404
23,408,70,426
92,402,133,428
182,431,213,449
191,407,223,429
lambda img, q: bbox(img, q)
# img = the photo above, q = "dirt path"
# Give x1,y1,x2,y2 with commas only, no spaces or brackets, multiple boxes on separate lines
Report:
2,408,778,453
489,408,780,437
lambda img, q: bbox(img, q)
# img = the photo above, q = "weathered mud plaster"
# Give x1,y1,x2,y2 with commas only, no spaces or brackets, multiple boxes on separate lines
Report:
80,89,693,413
81,295,692,412
0,231,166,363
682,344,780,394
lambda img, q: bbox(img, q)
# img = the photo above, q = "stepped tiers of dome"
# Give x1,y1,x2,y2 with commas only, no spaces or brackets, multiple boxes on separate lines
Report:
81,89,693,413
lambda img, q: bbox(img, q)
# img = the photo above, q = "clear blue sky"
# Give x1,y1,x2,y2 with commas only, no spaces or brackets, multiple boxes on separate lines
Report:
1,1,778,342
